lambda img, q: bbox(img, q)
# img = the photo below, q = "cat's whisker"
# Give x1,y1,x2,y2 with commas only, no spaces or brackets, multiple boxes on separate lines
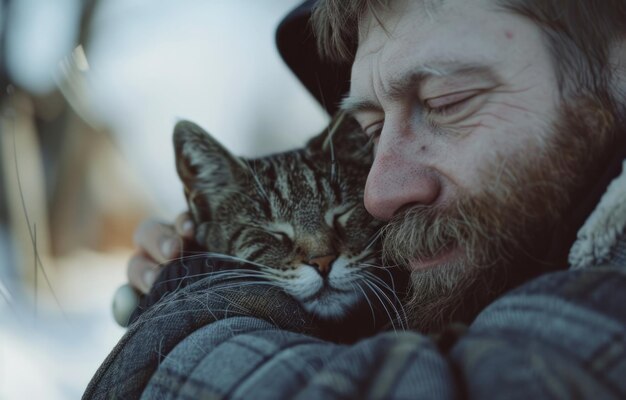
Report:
199,257,304,283
209,282,280,292
349,255,382,267
165,253,221,263
351,261,399,296
207,272,277,283
171,252,209,258
360,267,397,288
148,285,281,321
362,271,407,318
207,275,276,289
354,261,401,295
158,270,274,287
361,270,394,291
146,262,278,297
192,252,279,273
354,263,387,270
209,271,273,280
362,278,408,331
366,271,409,327
361,279,400,332
364,228,384,251
353,281,377,325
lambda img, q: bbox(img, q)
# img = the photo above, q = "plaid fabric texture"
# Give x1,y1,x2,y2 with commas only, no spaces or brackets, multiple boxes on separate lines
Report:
84,258,626,399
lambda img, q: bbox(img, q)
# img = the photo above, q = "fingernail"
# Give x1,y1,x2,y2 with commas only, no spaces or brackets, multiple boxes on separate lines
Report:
182,220,194,235
143,270,157,289
160,238,177,258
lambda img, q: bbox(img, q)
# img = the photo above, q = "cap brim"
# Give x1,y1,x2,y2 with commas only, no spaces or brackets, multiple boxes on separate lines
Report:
276,0,351,115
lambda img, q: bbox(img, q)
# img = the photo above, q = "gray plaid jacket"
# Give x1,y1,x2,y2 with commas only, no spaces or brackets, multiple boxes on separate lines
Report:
83,162,626,400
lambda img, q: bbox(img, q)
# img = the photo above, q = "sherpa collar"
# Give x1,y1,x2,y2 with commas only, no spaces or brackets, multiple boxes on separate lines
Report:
569,160,626,269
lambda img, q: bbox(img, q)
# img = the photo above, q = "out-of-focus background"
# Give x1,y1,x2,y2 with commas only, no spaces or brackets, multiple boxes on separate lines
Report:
0,1,328,398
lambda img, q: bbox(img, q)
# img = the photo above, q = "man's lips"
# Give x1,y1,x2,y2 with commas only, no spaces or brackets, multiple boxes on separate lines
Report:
409,245,461,271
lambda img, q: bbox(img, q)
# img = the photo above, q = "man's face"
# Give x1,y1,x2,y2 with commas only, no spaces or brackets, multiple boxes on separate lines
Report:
345,0,607,330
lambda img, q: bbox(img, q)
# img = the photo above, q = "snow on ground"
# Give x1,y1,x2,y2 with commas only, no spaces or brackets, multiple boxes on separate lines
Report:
0,250,127,400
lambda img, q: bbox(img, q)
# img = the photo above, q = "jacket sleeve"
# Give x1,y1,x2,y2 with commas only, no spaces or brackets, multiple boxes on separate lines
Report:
83,266,626,400
451,266,626,399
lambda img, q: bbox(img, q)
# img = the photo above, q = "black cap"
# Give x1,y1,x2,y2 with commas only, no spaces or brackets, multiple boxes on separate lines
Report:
276,0,351,115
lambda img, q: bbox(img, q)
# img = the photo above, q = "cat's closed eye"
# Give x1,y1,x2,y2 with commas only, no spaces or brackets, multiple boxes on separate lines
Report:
269,230,292,245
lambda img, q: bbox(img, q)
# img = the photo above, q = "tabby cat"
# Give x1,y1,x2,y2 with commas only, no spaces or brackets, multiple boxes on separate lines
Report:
174,113,402,321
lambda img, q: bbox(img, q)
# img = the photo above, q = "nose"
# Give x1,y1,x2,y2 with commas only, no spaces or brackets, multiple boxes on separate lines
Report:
308,254,336,277
364,133,441,221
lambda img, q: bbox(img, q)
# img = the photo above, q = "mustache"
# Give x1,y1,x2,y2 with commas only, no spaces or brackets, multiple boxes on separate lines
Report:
380,196,512,271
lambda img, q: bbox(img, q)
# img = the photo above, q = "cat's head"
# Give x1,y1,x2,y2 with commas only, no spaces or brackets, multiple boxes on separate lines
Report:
173,114,389,319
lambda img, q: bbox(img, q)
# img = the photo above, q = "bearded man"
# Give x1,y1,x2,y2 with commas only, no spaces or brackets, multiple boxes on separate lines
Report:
88,0,626,398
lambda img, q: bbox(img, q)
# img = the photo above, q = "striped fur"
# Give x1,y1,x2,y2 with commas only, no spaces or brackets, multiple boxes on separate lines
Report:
173,114,391,319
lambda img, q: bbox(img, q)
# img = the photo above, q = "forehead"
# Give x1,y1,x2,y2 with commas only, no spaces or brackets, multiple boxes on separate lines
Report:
349,0,543,102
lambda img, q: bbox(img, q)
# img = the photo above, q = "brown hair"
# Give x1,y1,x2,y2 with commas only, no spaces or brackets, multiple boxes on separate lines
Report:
311,0,390,62
311,0,626,99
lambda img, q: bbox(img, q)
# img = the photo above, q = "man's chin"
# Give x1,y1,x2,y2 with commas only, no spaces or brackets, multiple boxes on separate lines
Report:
403,251,505,333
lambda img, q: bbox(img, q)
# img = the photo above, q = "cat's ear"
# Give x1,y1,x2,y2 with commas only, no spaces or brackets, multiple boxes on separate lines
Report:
173,121,247,212
306,111,373,165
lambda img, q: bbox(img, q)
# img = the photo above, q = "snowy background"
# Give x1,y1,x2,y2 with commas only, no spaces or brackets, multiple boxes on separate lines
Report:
0,1,328,398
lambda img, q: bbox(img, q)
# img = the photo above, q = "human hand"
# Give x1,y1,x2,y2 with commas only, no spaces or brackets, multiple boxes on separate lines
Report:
112,212,195,326
127,213,195,294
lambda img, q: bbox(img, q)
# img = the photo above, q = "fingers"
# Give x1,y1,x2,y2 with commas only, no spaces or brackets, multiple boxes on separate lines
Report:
133,219,182,264
129,219,180,294
127,214,196,295
127,252,161,294
175,212,195,239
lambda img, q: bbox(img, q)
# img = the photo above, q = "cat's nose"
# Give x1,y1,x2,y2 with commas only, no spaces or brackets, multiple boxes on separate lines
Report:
309,255,336,276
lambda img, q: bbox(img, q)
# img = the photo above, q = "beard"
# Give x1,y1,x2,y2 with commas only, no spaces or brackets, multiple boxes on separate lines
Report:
382,95,618,333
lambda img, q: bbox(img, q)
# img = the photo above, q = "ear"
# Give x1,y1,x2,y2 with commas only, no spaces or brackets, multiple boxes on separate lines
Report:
306,111,373,165
173,120,248,218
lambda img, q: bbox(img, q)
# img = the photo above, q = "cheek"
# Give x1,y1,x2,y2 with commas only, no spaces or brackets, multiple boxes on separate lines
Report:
344,217,383,253
441,114,550,194
266,244,296,265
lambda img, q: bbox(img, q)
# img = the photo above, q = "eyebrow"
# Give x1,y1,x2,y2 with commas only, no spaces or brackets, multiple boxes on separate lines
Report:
341,61,495,116
340,97,382,115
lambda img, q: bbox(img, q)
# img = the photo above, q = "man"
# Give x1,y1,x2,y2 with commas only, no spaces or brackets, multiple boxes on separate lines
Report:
90,0,626,398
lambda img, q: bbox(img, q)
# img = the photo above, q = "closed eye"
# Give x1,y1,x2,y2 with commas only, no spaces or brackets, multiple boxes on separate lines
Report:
325,205,355,228
332,207,356,230
424,89,482,116
266,222,295,244
270,231,292,245
363,120,384,140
